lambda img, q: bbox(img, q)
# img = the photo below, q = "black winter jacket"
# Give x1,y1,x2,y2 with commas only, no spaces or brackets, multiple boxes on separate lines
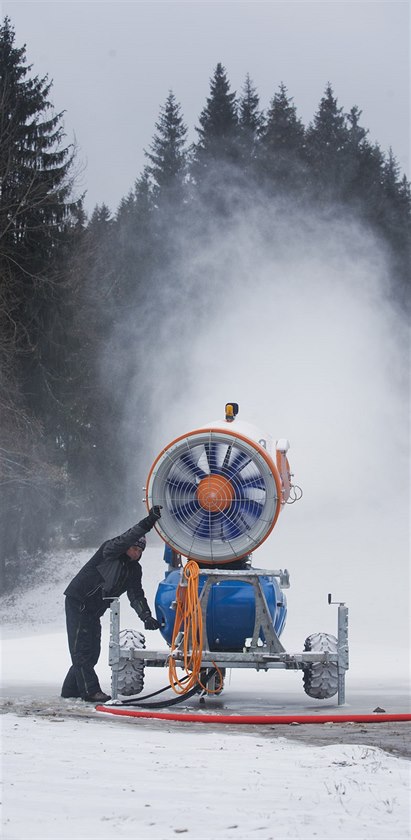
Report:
64,516,155,619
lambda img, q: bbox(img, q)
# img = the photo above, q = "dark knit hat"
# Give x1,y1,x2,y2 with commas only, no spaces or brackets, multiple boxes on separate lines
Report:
132,535,146,551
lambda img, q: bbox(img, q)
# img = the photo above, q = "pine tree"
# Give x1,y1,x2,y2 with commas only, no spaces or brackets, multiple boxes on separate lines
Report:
380,150,411,306
60,201,126,529
114,171,156,303
116,190,136,223
398,174,411,217
306,82,347,151
346,105,368,150
238,73,264,167
0,17,79,577
0,17,77,409
383,148,401,199
194,62,238,175
259,82,305,192
88,202,113,234
86,204,116,317
326,104,372,207
134,168,154,219
305,83,349,197
190,62,242,219
145,91,188,206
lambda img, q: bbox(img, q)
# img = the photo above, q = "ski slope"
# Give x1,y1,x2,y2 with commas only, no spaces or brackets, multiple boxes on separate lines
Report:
1,545,410,839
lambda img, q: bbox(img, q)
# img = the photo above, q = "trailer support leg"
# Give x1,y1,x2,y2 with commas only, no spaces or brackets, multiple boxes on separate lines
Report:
109,598,120,701
337,603,349,705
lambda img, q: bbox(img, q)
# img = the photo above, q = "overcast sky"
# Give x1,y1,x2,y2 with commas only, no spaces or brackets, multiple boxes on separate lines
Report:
4,0,410,215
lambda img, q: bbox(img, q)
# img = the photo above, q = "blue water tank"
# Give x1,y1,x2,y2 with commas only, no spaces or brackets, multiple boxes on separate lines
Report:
154,568,287,652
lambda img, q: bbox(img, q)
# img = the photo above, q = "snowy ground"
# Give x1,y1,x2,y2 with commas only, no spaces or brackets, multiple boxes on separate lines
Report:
2,712,410,840
1,545,410,839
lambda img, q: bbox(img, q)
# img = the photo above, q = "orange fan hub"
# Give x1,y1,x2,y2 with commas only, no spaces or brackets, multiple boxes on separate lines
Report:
196,475,234,512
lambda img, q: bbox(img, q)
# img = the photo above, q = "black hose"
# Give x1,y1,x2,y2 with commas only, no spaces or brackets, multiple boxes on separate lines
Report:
115,669,217,709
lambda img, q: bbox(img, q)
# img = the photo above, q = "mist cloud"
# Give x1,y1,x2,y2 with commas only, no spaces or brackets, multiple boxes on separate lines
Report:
102,191,409,674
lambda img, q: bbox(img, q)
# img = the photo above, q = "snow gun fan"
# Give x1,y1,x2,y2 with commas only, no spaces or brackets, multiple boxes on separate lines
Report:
146,403,293,564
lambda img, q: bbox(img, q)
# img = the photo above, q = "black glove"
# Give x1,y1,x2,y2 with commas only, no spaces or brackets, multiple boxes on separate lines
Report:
145,505,162,528
138,505,163,534
144,616,160,630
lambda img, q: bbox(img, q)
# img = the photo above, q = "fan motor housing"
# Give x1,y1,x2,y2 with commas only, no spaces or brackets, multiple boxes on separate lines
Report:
146,418,291,565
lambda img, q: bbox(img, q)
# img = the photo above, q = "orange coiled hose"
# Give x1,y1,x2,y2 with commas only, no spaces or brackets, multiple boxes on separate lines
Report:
168,560,223,695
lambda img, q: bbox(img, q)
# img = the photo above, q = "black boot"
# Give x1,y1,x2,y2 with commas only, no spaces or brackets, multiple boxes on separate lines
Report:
83,690,111,703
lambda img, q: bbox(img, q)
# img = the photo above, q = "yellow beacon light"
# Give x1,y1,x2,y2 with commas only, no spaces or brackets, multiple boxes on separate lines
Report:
225,403,238,422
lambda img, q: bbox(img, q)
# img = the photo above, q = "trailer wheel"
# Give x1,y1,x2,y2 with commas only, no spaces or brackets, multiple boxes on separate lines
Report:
117,629,145,696
303,632,338,699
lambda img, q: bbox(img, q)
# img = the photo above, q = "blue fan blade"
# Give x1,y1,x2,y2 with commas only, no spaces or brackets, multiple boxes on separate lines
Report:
221,515,243,540
209,509,228,539
172,500,201,523
230,498,264,522
197,509,234,540
194,510,213,539
225,450,252,478
204,441,219,473
192,509,234,540
178,452,207,480
208,507,243,541
166,477,198,495
236,475,266,491
221,445,233,472
222,503,258,538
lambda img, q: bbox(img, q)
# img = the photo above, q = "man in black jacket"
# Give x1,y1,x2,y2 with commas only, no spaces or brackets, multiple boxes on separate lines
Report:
61,506,162,702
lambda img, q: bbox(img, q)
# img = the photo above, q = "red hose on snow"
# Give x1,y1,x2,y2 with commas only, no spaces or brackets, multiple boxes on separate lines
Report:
95,706,411,724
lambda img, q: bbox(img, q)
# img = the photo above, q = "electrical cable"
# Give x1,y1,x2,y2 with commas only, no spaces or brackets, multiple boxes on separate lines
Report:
168,560,224,695
286,485,303,504
115,673,191,706
112,669,218,709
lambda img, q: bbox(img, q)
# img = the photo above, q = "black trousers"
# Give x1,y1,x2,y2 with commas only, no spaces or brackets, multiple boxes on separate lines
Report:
61,596,103,699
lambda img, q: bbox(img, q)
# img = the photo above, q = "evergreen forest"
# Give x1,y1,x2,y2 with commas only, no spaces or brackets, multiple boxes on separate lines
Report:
1,18,409,588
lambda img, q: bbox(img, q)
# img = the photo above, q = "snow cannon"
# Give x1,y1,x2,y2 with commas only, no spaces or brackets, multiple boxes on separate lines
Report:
108,404,349,707
147,403,299,651
146,402,294,565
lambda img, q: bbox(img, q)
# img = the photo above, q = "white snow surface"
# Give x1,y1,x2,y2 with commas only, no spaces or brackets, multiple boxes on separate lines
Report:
1,546,410,840
2,714,409,840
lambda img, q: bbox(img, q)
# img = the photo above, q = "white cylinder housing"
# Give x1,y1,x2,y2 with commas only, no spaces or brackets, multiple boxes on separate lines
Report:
146,415,291,565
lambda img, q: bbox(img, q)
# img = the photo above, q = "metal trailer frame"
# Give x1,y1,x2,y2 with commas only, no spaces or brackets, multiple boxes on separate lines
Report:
108,568,349,705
